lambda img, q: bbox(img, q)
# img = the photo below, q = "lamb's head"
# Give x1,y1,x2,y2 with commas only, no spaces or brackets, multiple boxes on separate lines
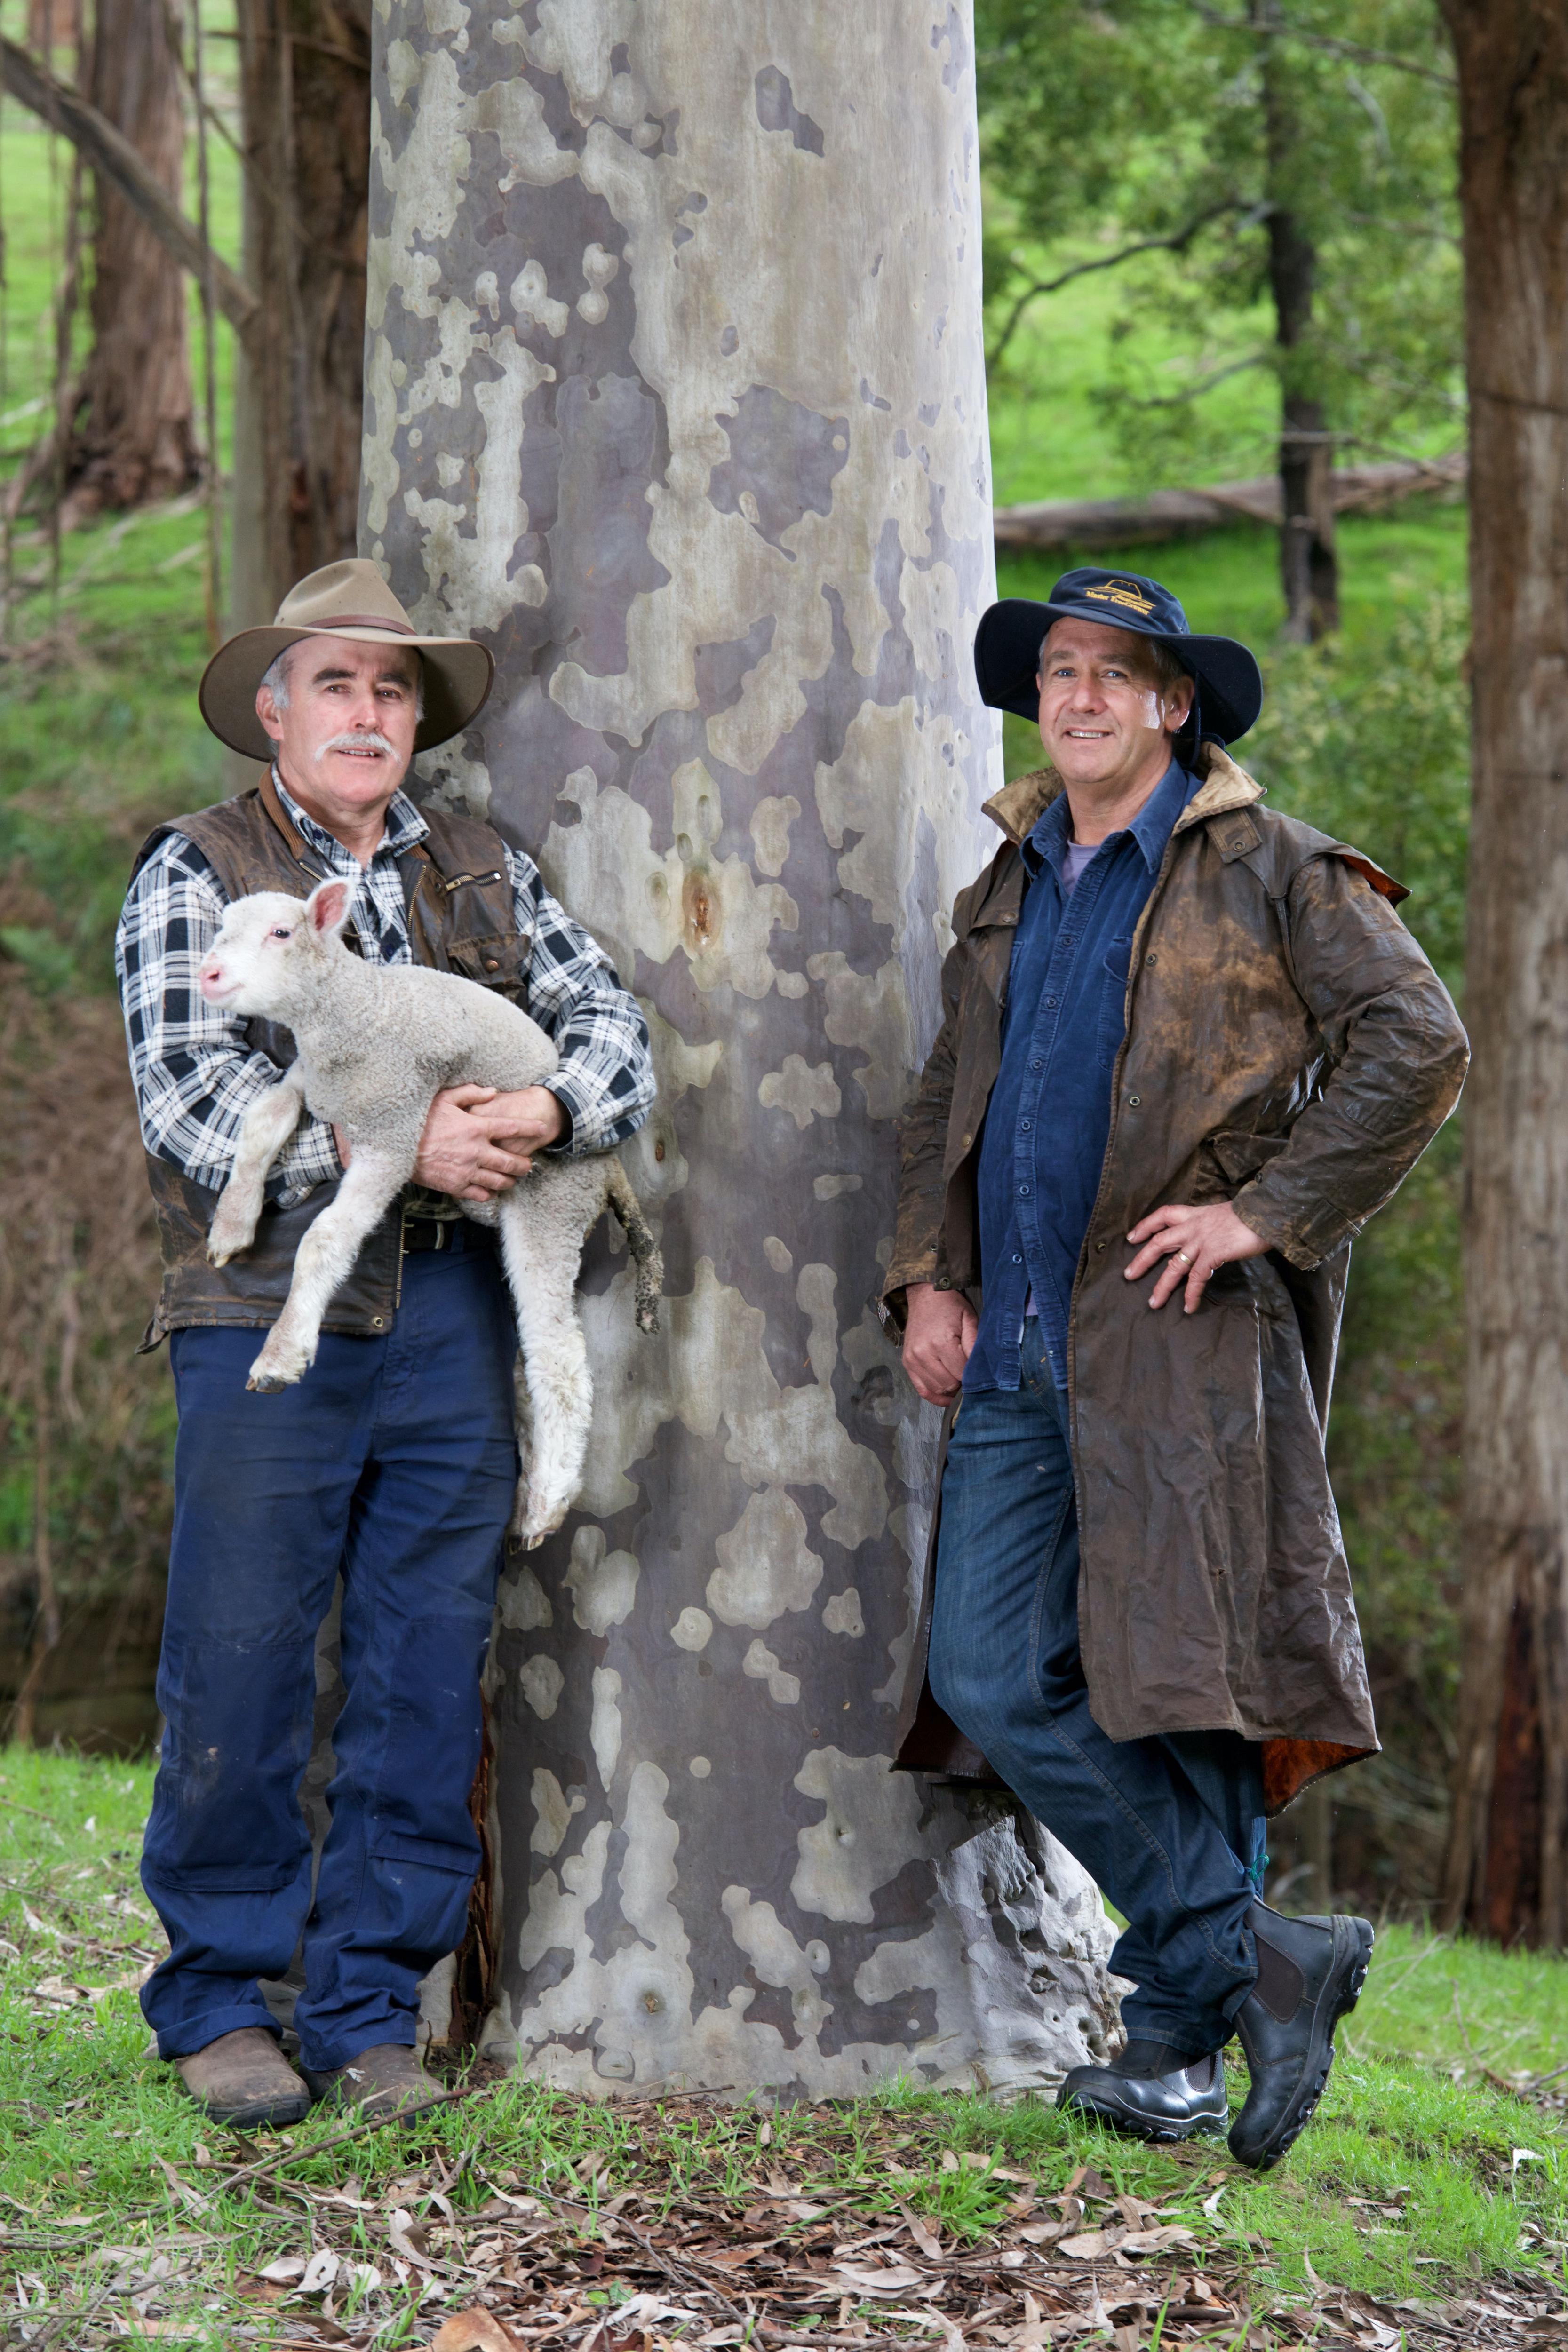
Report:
199,879,355,1019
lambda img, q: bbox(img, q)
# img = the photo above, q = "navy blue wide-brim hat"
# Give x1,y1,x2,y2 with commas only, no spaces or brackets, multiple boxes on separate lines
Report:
974,567,1265,746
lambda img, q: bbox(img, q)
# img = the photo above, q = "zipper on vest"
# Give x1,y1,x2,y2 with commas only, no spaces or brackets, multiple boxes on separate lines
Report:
441,870,504,891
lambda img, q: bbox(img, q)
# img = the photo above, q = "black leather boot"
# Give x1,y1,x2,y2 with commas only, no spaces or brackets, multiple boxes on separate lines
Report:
1059,2039,1229,2142
1228,1903,1374,2170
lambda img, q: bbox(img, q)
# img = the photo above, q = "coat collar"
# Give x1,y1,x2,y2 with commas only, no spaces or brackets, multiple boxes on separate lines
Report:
981,740,1265,849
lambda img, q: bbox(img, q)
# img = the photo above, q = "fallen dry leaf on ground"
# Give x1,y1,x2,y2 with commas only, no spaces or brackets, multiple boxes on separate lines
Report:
430,2310,527,2352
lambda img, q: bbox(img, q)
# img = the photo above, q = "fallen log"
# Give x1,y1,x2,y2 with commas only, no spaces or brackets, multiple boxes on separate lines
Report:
993,451,1466,551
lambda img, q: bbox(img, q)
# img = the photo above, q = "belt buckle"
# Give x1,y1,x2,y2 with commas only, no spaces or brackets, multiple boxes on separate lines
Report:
432,1220,449,1252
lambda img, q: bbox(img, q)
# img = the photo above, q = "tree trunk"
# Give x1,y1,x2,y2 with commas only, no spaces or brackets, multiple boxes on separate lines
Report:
1256,0,1338,643
1439,0,1568,1949
62,0,199,520
25,0,78,58
230,0,370,627
363,1,1121,2094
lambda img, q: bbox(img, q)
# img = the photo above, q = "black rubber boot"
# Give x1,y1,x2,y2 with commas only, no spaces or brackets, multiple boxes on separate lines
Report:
1228,1903,1374,2170
1059,2038,1229,2143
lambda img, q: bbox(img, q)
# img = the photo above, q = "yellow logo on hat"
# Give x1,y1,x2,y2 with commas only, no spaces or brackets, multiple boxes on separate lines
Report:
1084,577,1157,617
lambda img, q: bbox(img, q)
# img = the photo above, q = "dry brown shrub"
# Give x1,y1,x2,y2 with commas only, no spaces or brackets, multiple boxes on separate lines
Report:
0,960,171,1748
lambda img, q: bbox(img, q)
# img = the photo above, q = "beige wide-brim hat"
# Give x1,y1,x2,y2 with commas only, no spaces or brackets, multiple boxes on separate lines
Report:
199,558,495,763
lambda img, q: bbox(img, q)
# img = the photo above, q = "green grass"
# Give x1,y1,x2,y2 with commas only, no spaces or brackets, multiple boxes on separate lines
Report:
0,1751,1563,2346
985,256,1282,509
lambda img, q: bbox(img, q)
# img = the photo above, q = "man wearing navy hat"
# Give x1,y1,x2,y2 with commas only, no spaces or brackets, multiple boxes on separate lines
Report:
882,570,1467,2168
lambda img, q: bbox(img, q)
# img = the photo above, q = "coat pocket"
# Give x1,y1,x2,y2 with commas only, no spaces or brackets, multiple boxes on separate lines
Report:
1180,1128,1292,1208
1210,1129,1291,1185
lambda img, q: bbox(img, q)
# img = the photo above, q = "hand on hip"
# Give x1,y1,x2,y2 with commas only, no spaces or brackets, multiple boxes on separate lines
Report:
1124,1200,1269,1314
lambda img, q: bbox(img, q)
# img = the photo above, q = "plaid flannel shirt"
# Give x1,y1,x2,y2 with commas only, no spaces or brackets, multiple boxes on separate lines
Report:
116,775,654,1208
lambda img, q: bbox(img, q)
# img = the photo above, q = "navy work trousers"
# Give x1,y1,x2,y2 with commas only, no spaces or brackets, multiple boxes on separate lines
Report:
140,1240,519,2074
928,1320,1264,2058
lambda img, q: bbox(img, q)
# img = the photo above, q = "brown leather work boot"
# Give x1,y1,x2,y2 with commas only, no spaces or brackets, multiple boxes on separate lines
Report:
303,2042,444,2120
175,2027,310,2128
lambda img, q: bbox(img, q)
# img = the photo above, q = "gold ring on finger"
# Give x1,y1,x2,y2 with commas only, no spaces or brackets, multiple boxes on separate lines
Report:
1176,1250,1193,1264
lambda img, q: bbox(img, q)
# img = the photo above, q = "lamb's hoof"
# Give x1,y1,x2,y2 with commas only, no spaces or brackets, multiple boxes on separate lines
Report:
246,1344,305,1392
206,1233,251,1268
636,1305,661,1335
523,1497,570,1549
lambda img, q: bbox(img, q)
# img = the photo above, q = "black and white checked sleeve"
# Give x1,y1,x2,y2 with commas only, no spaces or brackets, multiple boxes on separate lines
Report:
506,847,655,1153
115,834,342,1208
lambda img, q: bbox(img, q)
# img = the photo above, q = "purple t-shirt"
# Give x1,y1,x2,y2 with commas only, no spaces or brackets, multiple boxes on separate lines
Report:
1062,838,1098,895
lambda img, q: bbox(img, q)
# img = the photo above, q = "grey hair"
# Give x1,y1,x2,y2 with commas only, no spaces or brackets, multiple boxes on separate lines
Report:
260,641,426,718
1037,627,1189,699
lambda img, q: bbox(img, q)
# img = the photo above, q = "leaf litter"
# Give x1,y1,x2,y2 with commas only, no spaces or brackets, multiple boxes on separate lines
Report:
3,2082,1565,2352
0,1790,1566,2350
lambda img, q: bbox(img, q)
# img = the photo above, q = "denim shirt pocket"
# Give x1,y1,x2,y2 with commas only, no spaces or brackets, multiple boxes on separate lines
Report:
1096,934,1134,1069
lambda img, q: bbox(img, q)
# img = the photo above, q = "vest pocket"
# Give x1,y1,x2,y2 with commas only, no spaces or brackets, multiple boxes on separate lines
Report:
448,932,533,996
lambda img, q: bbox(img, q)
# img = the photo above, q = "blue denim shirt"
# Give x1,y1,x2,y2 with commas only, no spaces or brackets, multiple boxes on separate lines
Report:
964,756,1200,1394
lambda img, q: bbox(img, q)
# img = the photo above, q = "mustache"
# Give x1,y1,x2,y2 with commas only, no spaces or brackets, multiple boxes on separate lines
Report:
316,730,398,762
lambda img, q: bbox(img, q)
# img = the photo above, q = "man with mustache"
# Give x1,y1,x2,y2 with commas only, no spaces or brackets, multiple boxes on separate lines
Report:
115,561,654,2125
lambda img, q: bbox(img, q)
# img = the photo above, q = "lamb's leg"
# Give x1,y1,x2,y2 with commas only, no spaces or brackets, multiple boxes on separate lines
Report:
605,1159,664,1335
497,1188,593,1549
207,1066,308,1266
247,1150,407,1393
507,1355,534,1548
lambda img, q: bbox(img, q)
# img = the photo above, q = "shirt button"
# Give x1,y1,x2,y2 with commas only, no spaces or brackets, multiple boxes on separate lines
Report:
1031,1059,1043,1072
1013,1253,1023,1264
1018,1184,1030,1196
1020,1119,1032,1131
1044,996,1058,1008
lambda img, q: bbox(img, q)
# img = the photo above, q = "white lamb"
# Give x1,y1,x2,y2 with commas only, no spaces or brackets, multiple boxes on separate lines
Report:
197,876,661,1547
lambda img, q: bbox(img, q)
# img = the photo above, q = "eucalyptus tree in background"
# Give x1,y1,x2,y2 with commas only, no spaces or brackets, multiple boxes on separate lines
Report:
0,3,367,615
1439,0,1568,1951
229,0,372,624
975,0,1461,641
64,0,199,519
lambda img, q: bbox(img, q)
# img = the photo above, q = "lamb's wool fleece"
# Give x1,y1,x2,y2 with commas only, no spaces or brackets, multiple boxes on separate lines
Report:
200,881,661,1545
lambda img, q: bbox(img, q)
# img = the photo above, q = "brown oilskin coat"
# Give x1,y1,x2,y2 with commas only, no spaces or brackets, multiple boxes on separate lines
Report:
882,745,1469,1815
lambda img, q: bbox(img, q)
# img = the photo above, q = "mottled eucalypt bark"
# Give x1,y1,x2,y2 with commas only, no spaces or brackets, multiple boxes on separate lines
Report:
1439,0,1568,1950
363,0,1119,2092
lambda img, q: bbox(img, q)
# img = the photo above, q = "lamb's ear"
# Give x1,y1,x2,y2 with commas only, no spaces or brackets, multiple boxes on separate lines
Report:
305,878,353,941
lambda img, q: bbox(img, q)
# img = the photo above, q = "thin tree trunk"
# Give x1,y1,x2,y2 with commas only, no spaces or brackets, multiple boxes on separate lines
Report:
25,0,78,57
230,0,369,627
64,0,199,520
0,35,261,346
364,0,1121,2094
1255,0,1339,642
1439,0,1568,1949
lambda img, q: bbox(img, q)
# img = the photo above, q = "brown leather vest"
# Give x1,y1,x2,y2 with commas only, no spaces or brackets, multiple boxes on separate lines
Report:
132,770,527,1348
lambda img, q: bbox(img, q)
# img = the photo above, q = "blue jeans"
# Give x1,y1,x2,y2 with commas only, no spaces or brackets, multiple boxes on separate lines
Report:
140,1240,519,2074
928,1321,1264,2056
